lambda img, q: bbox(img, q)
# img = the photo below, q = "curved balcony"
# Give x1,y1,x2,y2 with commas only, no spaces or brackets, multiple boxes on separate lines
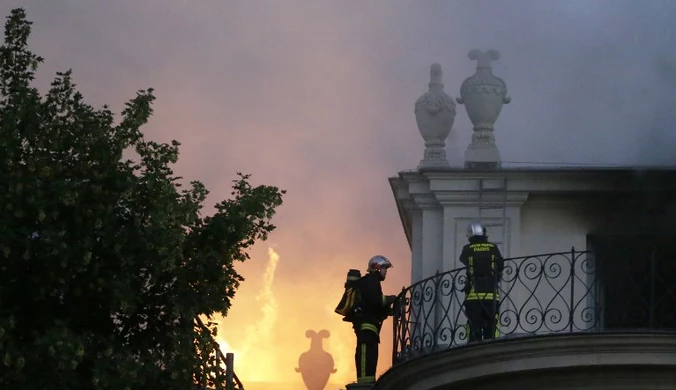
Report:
377,248,676,390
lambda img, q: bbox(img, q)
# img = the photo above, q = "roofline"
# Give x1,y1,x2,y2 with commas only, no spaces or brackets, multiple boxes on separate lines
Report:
389,176,412,250
388,165,676,251
413,165,676,174
396,166,676,183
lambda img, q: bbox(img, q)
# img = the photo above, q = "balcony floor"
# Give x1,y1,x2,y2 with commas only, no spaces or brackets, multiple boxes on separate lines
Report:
375,333,676,390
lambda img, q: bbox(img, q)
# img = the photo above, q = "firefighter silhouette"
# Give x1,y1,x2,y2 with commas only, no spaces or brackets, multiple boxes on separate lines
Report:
295,329,336,390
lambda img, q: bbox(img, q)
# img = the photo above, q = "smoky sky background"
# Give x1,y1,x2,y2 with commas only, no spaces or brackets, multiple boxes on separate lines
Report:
4,0,676,383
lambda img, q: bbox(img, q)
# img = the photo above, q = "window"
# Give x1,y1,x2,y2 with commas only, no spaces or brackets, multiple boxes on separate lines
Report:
590,234,676,331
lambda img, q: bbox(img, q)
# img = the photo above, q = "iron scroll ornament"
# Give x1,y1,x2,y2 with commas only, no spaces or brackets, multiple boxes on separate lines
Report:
391,249,633,365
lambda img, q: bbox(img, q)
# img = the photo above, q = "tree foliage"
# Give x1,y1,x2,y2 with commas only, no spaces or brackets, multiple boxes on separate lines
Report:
0,8,285,389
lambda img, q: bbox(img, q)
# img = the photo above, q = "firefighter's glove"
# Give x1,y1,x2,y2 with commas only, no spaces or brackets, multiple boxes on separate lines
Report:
384,295,397,307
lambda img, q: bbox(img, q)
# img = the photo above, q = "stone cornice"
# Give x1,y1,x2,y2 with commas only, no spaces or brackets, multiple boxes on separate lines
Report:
389,176,413,249
434,191,529,206
417,166,676,177
411,193,439,209
524,194,610,210
418,169,676,192
388,168,676,252
427,174,618,193
401,199,419,213
375,333,676,390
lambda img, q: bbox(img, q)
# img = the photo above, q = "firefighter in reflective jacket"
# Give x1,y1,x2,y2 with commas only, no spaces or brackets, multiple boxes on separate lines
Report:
460,222,504,342
353,255,396,384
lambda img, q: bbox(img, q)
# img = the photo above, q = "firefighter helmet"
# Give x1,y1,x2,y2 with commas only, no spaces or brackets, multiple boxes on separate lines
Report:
367,255,393,280
467,222,487,239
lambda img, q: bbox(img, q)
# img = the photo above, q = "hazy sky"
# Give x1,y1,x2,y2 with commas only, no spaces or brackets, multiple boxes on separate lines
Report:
3,0,676,385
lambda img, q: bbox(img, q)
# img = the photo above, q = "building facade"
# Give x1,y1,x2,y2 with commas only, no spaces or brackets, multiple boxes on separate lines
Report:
365,50,676,390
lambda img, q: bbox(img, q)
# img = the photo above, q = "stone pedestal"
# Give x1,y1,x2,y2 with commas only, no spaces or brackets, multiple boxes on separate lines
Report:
465,153,502,170
464,144,502,169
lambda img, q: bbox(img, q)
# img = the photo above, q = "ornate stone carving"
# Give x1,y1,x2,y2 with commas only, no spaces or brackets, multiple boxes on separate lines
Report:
415,63,456,169
457,49,511,168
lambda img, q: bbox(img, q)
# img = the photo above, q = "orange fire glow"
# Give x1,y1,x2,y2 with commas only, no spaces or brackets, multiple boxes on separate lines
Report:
212,246,368,388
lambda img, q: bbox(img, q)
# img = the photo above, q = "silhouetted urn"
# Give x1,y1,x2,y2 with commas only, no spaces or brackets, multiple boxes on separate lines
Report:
457,49,511,167
295,329,336,390
414,63,456,169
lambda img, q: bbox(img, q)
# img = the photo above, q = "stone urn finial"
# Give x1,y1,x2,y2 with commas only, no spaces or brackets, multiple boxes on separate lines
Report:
295,329,336,390
414,63,456,170
457,49,511,168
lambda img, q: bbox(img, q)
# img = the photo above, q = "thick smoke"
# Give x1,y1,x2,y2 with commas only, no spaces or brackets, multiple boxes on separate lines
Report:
5,0,675,169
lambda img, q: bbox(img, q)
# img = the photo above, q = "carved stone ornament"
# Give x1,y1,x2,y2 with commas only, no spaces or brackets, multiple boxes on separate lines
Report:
457,49,511,168
414,63,456,169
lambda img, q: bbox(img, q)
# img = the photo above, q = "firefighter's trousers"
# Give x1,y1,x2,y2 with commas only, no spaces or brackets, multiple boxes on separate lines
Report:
354,323,379,383
465,298,499,342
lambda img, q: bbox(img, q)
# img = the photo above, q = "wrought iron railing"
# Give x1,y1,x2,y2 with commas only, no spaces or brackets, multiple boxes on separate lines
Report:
392,248,676,365
195,317,245,390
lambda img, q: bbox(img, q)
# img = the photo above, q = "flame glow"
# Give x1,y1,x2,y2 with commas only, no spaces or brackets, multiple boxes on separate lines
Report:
213,247,279,382
213,247,359,387
234,247,279,382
